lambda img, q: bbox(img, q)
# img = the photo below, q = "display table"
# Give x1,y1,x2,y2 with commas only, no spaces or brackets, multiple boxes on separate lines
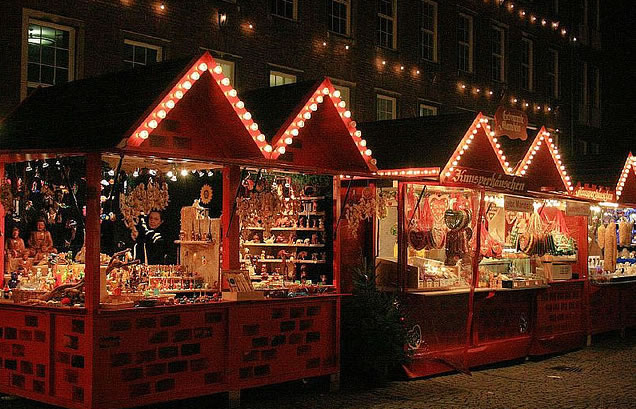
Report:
0,295,340,409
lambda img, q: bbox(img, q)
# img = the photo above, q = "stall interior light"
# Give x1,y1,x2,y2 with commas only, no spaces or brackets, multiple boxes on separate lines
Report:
599,202,619,208
376,168,440,177
516,127,573,192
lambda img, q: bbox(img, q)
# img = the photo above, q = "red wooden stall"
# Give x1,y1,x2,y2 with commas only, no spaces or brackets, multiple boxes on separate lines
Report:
0,53,375,408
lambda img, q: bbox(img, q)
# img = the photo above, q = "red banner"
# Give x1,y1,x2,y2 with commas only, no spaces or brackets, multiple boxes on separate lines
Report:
573,183,616,202
494,106,528,141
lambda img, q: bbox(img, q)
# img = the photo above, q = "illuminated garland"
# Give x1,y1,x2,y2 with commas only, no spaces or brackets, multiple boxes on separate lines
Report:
616,153,636,200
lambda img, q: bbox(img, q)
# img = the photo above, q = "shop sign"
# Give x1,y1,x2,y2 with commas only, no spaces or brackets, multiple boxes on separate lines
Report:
504,196,534,213
494,106,528,141
573,184,615,202
566,200,591,217
449,167,527,193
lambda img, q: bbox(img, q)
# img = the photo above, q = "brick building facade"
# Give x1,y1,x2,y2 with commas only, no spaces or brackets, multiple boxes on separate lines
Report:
0,0,604,160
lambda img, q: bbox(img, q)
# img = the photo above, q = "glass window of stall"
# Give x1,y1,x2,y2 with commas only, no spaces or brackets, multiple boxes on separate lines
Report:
2,157,87,307
589,204,636,282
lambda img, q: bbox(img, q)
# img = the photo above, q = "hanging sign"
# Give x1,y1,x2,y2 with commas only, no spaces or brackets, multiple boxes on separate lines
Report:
494,106,528,141
566,200,591,217
449,167,528,193
504,196,534,213
573,183,615,202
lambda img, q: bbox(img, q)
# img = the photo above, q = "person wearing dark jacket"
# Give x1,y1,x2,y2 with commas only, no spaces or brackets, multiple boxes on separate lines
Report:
132,211,175,265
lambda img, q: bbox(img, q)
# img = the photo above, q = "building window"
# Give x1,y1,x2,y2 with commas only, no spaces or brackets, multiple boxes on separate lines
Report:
26,20,75,93
420,1,438,62
377,0,397,49
491,26,505,82
520,37,533,91
271,0,297,20
333,84,351,109
214,58,235,86
124,39,162,68
270,71,296,87
377,94,396,121
328,0,350,36
419,103,438,117
590,65,600,108
457,14,473,73
547,49,559,99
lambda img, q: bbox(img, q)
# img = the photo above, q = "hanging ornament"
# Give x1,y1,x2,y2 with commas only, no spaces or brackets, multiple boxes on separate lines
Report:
200,184,213,204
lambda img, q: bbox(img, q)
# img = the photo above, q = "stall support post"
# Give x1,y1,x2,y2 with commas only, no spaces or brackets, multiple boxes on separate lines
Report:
397,181,407,292
0,162,5,282
332,177,341,291
222,165,241,270
85,153,102,313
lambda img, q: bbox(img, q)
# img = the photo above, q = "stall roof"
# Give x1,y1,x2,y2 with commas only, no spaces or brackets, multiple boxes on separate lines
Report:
616,153,636,205
0,52,269,164
242,78,377,173
359,112,510,179
515,127,574,193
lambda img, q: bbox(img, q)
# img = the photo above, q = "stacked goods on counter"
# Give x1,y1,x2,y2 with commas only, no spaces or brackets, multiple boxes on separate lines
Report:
601,222,618,272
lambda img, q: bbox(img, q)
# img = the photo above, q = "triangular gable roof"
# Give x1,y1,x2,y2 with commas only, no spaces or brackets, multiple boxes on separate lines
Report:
441,113,511,181
242,78,377,173
616,153,636,205
124,52,268,161
515,127,574,192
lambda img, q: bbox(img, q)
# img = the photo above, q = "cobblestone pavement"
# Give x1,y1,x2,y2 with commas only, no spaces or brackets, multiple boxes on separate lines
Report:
3,331,635,409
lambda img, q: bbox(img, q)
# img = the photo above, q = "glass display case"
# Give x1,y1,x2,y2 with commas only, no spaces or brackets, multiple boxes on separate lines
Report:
588,205,636,282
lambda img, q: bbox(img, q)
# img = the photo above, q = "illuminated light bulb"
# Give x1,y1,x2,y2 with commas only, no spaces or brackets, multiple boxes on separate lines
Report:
476,123,481,128
338,101,346,108
493,138,498,143
524,102,529,107
264,144,273,153
322,87,329,95
243,112,252,120
486,125,491,130
221,77,230,86
547,107,552,112
460,150,465,155
360,139,367,147
382,60,386,65
297,120,305,128
213,65,223,74
476,88,481,93
513,98,518,103
556,154,561,159
461,84,466,89
310,103,318,111
505,162,510,167
175,90,184,99
490,131,495,137
531,15,536,22
365,149,372,156
542,19,547,26
501,155,507,160
180,169,188,177
456,156,461,161
472,130,478,135
569,186,574,191
278,146,286,154
453,161,458,166
521,170,527,175
290,128,299,136
498,150,503,154
333,90,341,98
560,165,565,170
190,71,200,81
167,171,174,178
133,169,139,177
345,45,350,50
537,141,542,145
354,130,362,137
466,139,472,144
469,134,475,139
316,95,324,103
546,132,551,136
303,112,311,120
257,134,266,142
489,90,493,95
228,89,238,97
540,136,545,140
148,120,158,129
350,120,357,127
165,100,175,109
496,143,501,149
400,66,405,70
236,101,244,109
322,41,327,46
285,137,293,145
157,110,167,119
250,123,259,131
198,63,208,71
182,81,192,90
138,130,149,139
445,172,451,177
160,3,165,10
416,70,420,74
463,145,469,150
343,110,351,118
449,167,455,172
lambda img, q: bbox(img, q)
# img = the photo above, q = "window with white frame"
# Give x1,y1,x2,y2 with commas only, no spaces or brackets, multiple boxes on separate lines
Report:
520,37,533,91
457,14,473,73
419,103,438,117
377,94,396,121
26,20,75,93
491,25,505,82
214,58,235,86
124,39,162,68
271,0,297,20
328,0,350,36
333,84,351,109
547,49,559,98
377,0,397,49
270,71,296,87
421,0,438,62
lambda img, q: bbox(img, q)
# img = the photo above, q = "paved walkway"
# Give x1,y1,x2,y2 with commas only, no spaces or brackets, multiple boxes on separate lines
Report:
3,331,635,409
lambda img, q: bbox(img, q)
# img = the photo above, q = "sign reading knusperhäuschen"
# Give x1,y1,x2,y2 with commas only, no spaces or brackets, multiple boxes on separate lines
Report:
449,167,528,193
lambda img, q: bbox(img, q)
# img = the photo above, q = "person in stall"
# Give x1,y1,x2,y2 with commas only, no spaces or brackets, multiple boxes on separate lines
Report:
132,210,175,265
28,218,57,262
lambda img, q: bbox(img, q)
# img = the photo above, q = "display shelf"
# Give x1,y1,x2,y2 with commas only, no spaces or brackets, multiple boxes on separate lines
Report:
242,243,325,248
243,226,325,231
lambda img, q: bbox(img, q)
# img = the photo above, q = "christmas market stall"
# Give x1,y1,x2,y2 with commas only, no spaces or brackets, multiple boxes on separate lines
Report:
585,153,636,337
0,53,374,409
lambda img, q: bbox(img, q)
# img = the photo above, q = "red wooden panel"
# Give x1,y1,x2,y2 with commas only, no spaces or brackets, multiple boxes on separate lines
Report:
52,314,91,405
588,285,621,334
620,282,636,328
475,291,533,343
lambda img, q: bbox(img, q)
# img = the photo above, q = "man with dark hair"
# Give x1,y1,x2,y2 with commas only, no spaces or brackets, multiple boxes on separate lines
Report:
133,210,175,265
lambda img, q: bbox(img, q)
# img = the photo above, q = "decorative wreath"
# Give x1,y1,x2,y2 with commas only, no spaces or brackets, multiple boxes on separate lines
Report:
200,184,213,204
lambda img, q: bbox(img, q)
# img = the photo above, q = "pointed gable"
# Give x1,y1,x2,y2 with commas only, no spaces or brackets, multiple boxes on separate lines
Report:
242,78,377,174
617,153,636,205
515,127,574,192
124,52,268,161
441,113,511,181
